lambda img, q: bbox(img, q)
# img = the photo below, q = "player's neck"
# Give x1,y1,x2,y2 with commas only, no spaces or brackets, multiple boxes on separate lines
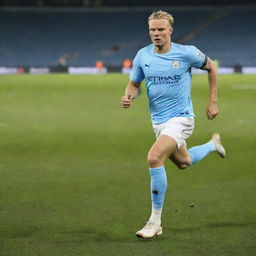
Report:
154,42,171,54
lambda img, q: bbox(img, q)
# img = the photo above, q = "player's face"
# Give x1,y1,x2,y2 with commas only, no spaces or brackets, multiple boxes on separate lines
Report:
149,19,173,48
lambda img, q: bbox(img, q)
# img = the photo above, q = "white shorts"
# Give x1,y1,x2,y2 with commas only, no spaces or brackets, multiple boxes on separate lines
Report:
152,117,195,148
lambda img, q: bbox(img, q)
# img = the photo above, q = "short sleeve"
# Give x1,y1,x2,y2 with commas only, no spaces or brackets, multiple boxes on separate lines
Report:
186,46,207,69
129,51,145,83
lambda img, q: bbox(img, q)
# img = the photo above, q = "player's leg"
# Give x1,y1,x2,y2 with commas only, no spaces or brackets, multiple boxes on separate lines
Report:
170,133,226,169
169,143,192,169
136,135,176,239
147,134,177,168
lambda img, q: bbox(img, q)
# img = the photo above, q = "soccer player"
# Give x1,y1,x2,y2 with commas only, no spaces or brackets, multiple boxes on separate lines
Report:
121,10,226,239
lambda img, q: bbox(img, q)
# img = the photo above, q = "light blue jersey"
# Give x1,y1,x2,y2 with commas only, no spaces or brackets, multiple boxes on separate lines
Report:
130,43,207,124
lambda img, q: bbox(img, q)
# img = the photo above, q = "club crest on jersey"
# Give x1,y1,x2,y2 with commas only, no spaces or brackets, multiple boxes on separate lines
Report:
172,60,180,68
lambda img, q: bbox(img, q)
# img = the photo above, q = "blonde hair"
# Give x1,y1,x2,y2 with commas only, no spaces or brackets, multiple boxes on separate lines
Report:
148,10,174,27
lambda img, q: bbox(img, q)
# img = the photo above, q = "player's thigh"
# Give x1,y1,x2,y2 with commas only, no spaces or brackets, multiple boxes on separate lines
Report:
148,134,177,161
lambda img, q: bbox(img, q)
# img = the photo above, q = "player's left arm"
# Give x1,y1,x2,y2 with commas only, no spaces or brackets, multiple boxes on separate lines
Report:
201,57,218,120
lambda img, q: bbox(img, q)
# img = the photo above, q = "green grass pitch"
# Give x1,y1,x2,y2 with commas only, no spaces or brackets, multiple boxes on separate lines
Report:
0,74,255,256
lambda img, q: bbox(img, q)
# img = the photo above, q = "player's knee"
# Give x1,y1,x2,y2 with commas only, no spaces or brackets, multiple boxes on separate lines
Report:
147,152,163,167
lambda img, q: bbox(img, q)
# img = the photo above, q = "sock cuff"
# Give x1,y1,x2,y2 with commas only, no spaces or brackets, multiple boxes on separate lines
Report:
149,166,165,171
149,166,165,175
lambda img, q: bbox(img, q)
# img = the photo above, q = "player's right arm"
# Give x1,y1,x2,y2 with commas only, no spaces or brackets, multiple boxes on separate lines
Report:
121,80,141,108
121,49,144,108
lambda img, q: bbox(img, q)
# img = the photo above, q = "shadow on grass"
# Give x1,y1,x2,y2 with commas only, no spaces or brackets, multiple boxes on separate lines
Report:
2,221,254,243
0,225,40,239
206,221,256,228
167,221,256,234
59,226,168,243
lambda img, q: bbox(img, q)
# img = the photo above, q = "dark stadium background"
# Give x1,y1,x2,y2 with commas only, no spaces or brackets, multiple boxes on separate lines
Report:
0,0,256,74
0,0,255,6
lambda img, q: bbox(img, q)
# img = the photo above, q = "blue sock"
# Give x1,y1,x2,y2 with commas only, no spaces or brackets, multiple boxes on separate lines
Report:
188,141,215,165
149,166,167,210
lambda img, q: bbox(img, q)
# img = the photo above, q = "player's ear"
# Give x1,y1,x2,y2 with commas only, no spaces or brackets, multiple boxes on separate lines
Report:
169,26,173,35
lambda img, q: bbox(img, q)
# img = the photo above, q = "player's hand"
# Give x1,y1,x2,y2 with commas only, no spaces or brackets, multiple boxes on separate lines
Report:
206,101,218,120
121,95,133,108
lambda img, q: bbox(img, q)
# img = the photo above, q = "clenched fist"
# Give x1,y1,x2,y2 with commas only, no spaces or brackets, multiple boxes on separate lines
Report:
121,95,133,108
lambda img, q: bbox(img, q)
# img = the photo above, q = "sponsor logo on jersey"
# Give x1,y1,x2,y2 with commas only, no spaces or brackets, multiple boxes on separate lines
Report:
147,75,182,85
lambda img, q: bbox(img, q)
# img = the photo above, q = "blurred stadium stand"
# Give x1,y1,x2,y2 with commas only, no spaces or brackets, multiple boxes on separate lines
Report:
0,4,255,68
1,0,255,7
